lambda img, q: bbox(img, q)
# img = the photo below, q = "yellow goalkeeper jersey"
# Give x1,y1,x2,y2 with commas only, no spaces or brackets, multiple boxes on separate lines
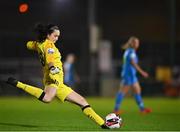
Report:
26,39,73,101
26,39,63,75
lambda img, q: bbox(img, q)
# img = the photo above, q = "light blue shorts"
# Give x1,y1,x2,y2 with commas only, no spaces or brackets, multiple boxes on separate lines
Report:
121,75,138,86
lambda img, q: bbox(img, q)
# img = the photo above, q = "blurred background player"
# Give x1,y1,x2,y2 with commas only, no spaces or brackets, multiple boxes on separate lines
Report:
7,23,109,129
114,36,152,115
64,53,80,89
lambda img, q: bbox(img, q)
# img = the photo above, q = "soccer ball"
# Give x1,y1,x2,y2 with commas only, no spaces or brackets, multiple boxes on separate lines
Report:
105,113,122,129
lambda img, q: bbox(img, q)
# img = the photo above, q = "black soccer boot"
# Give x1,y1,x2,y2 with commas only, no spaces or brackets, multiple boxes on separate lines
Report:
101,124,109,129
7,77,18,87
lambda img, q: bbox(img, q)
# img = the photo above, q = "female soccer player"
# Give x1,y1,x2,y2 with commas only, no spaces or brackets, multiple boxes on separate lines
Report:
113,36,152,115
64,53,80,88
7,24,108,129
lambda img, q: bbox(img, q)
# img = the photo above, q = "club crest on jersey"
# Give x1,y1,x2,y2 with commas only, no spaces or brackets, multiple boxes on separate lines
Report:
47,48,55,54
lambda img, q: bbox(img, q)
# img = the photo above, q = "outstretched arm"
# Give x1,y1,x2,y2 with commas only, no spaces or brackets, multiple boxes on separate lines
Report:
131,59,149,78
26,41,37,51
44,43,60,80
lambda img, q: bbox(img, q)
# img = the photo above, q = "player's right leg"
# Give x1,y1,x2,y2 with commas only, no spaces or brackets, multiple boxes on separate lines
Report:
56,84,109,129
114,83,130,115
66,91,109,129
132,82,152,114
7,77,56,103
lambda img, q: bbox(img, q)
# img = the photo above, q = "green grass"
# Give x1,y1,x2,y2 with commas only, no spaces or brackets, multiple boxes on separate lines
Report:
0,97,179,131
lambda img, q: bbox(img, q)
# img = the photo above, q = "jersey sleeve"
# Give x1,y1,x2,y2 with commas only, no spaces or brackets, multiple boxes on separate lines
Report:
26,41,37,51
130,51,136,60
44,43,55,64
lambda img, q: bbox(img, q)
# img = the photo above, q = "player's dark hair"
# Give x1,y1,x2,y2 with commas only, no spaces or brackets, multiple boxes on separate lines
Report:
34,23,59,42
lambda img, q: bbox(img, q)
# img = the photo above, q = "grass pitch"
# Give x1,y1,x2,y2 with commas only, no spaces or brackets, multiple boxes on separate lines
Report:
0,97,179,131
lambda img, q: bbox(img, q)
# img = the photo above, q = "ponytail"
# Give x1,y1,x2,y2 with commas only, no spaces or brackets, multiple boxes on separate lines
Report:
121,36,138,50
121,42,130,50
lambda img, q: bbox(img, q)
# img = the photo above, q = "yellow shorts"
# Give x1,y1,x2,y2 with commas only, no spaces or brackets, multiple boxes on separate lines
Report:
43,72,73,102
47,83,73,102
56,84,73,102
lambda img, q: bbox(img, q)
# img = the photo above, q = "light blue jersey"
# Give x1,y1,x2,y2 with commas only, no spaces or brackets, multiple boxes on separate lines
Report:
121,48,138,85
64,62,75,87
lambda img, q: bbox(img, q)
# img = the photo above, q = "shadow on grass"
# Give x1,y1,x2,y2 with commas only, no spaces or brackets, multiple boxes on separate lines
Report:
0,122,39,128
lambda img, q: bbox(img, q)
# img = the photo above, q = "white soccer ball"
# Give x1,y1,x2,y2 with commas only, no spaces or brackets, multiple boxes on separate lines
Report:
105,113,122,129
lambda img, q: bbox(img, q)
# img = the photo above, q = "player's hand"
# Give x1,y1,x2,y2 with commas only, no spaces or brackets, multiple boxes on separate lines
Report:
49,66,60,75
141,71,149,78
26,41,37,50
49,66,60,83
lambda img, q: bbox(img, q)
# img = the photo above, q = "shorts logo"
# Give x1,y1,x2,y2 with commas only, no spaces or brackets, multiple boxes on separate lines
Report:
47,48,55,54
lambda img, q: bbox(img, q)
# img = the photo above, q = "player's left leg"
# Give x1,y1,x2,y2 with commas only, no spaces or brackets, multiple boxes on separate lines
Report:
7,77,57,103
7,77,44,99
132,82,152,114
56,84,108,129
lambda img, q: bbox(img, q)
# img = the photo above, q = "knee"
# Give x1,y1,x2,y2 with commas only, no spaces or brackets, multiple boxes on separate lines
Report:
42,95,54,103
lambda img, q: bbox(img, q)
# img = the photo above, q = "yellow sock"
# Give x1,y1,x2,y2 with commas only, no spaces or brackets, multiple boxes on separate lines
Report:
17,81,43,98
83,106,105,126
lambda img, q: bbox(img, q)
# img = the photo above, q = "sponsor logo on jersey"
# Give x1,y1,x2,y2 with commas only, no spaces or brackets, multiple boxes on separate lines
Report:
47,48,55,54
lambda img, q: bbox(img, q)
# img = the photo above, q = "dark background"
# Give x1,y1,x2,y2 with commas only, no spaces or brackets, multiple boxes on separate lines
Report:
0,0,179,96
